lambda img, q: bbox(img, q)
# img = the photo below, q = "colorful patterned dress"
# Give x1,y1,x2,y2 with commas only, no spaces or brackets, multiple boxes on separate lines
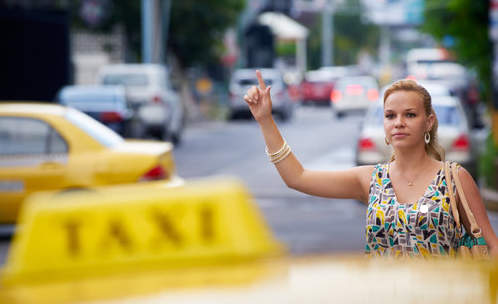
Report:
365,163,461,259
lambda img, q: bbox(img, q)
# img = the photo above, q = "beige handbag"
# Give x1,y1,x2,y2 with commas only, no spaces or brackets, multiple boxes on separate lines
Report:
444,161,490,260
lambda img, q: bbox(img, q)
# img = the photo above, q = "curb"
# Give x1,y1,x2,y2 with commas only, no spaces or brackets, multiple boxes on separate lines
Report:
481,187,498,212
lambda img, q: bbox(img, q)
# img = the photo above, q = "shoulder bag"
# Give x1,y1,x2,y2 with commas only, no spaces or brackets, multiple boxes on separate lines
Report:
444,161,490,260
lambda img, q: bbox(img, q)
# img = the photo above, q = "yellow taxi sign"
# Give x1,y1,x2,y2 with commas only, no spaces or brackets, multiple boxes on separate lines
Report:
1,177,284,283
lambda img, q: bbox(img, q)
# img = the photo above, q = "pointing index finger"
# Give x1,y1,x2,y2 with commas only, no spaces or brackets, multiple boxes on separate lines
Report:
256,70,266,90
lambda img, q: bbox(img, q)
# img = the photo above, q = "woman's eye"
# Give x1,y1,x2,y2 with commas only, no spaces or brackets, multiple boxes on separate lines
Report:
385,114,393,119
407,113,416,117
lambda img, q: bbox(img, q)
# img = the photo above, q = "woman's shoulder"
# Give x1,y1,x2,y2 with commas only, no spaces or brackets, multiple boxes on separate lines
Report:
351,164,381,182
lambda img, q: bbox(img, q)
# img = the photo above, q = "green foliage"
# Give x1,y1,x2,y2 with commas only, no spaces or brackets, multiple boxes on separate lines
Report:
422,0,492,99
306,0,379,69
168,0,245,68
276,41,297,57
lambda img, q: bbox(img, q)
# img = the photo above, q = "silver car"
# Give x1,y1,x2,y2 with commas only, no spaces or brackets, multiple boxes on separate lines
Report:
355,88,477,178
228,68,293,120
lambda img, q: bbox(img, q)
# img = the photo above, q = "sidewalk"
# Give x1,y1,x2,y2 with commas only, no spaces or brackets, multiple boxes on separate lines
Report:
482,187,498,212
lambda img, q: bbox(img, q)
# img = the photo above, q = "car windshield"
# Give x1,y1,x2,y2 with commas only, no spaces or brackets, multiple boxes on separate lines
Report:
370,104,460,126
103,74,149,87
65,108,124,147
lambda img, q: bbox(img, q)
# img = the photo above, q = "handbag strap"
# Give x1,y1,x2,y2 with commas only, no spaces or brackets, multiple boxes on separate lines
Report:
450,162,483,238
444,161,461,229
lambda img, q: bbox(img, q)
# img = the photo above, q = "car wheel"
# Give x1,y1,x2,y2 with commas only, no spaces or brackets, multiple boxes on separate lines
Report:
130,119,147,139
229,110,239,120
171,132,181,145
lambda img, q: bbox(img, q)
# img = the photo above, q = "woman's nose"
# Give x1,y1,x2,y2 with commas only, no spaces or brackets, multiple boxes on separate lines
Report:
394,116,404,127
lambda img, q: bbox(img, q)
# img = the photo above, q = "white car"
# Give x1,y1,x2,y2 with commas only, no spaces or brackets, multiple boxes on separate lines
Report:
355,87,477,178
96,64,184,144
228,68,293,120
331,75,379,118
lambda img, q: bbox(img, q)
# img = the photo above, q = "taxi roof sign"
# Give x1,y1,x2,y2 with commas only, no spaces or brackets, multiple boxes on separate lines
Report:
1,177,284,284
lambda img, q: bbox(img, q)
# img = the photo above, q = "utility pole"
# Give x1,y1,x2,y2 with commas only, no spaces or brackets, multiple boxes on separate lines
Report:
321,0,334,67
141,0,154,63
142,0,168,64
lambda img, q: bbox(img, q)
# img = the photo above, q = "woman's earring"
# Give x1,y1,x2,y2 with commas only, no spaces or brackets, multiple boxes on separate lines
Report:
385,137,390,145
424,132,430,144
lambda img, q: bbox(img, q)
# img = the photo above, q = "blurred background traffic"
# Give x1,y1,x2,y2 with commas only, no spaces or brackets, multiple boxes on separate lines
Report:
1,0,498,266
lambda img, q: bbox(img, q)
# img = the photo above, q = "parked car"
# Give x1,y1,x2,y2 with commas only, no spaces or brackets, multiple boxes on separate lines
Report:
355,90,477,178
331,75,379,117
228,68,293,120
0,102,184,224
96,64,184,144
55,85,143,138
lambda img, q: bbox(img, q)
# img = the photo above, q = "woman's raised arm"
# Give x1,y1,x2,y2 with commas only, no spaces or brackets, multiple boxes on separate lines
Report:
244,70,374,202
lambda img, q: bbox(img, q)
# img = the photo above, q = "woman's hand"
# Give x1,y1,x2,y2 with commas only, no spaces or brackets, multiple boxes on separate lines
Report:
244,70,272,123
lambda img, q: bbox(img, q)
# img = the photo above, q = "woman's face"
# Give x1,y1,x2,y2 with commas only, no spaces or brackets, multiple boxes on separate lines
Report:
383,90,434,149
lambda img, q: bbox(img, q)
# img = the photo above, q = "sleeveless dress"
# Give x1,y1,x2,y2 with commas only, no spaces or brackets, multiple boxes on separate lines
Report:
365,163,461,259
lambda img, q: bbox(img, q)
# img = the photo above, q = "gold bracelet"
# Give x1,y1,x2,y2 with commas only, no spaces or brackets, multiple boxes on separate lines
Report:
271,144,292,164
266,140,292,164
265,140,287,157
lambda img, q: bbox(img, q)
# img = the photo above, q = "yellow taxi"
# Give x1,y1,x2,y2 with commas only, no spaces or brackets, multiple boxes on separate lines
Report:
0,102,183,224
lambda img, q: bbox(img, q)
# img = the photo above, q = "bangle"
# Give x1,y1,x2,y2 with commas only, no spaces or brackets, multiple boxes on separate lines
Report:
265,140,292,164
265,140,288,156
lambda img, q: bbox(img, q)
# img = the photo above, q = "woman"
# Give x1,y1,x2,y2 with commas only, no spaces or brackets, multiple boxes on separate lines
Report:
244,70,498,259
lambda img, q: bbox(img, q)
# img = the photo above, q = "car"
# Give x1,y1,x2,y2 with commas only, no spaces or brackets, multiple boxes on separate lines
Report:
301,69,337,106
412,80,454,98
55,85,144,138
228,68,293,120
96,64,184,144
330,75,379,117
0,102,183,225
405,47,453,78
355,88,477,178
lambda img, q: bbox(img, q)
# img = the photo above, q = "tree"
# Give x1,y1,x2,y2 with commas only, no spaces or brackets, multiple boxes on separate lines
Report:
168,0,245,68
422,0,491,99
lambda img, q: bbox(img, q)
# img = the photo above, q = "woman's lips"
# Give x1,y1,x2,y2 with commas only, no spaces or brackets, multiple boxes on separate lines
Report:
392,133,408,139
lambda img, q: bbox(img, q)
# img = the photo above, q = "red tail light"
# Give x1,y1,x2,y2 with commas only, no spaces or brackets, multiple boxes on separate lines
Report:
331,90,342,103
152,95,162,104
452,134,470,151
367,89,379,102
100,111,123,123
140,165,168,181
358,137,376,151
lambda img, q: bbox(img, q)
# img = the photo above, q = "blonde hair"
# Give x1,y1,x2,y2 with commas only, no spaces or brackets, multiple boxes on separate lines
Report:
383,79,445,161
